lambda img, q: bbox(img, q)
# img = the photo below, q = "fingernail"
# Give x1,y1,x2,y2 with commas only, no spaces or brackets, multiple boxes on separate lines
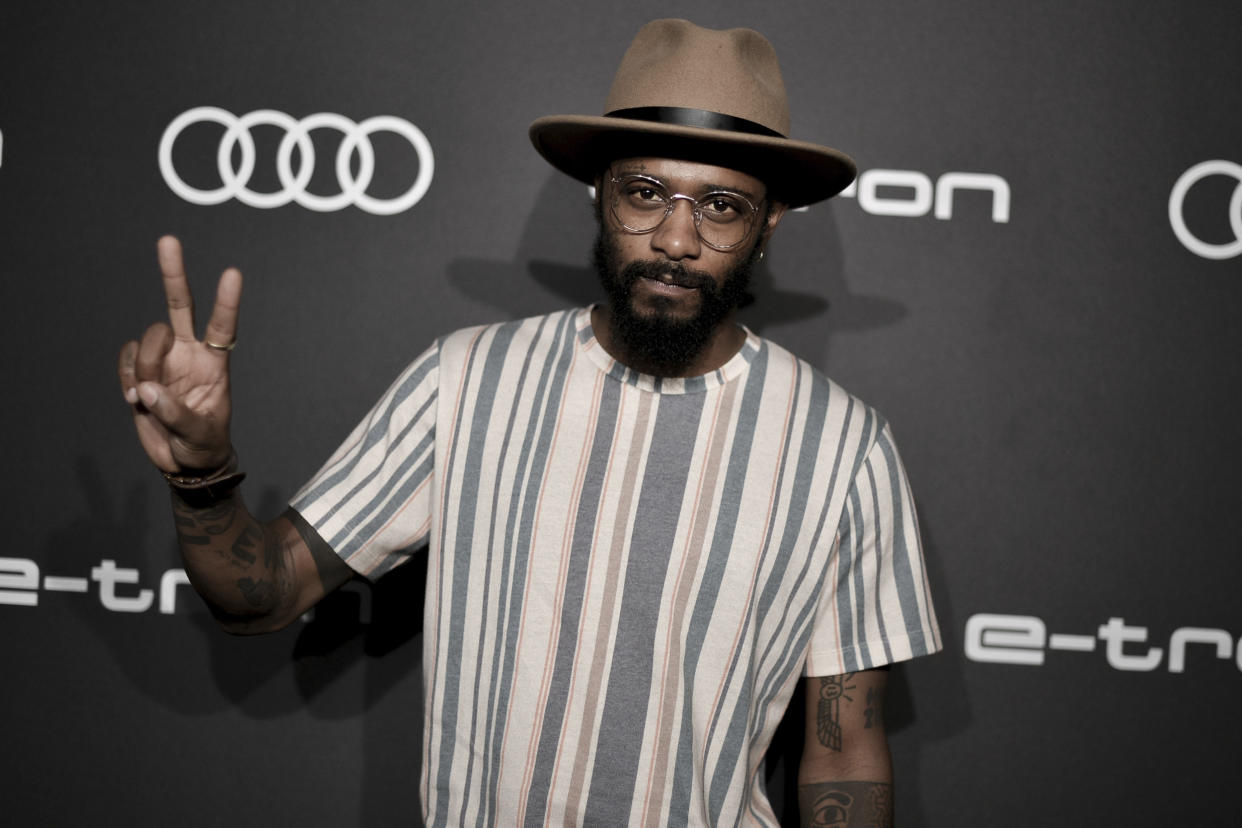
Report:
125,387,139,405
138,383,158,407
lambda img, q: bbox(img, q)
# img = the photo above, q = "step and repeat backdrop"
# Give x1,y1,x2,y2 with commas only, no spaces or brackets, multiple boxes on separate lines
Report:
1,1,1238,825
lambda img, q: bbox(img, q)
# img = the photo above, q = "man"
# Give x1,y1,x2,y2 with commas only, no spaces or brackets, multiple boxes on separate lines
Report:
118,19,940,827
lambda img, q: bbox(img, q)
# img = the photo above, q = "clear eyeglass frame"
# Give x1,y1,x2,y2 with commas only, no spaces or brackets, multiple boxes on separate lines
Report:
607,173,761,251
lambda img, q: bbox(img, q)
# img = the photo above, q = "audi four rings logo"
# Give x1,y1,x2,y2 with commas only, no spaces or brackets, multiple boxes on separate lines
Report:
158,107,434,215
1168,160,1242,260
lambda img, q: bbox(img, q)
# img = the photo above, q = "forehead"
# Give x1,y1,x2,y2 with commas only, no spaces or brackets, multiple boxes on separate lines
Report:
609,157,766,198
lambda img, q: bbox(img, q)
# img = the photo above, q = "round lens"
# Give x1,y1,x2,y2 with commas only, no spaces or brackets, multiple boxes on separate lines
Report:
696,193,752,248
613,178,669,232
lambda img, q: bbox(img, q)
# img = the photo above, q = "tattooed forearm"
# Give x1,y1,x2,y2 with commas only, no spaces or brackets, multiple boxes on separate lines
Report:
171,494,241,548
236,576,274,607
799,781,892,828
235,528,293,607
230,524,262,565
170,491,290,620
816,673,857,751
173,508,211,545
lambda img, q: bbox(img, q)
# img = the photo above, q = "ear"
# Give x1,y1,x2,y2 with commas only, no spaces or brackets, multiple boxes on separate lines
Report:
759,201,788,244
591,174,605,222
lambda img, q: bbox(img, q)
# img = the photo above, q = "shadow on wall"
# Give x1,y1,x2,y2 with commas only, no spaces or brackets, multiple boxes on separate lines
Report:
47,455,429,821
445,173,908,361
44,456,426,719
879,510,971,826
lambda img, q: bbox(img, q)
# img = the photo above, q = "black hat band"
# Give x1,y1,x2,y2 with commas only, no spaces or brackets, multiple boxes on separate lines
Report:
605,106,785,139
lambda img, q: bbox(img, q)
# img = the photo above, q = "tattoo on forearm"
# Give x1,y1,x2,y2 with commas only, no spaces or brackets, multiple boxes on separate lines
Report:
172,493,290,614
173,508,211,545
230,524,261,565
172,509,197,529
816,673,857,751
171,495,240,549
799,781,892,828
235,575,274,607
199,500,238,532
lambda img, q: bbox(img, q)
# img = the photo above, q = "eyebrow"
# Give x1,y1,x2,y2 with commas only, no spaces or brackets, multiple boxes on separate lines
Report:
612,169,761,202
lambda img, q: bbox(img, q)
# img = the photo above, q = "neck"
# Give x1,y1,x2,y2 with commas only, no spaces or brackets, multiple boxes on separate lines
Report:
590,305,747,378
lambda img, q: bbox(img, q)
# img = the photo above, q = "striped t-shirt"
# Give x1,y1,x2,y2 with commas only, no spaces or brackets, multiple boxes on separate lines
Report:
292,307,941,827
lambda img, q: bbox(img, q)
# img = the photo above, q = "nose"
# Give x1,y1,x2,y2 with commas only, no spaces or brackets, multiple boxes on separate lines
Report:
650,197,701,260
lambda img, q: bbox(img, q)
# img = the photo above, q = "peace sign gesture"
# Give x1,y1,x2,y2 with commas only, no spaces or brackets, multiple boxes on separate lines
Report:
118,236,242,474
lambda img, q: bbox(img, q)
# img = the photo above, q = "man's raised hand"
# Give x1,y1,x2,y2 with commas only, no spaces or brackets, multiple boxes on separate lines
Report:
118,236,242,474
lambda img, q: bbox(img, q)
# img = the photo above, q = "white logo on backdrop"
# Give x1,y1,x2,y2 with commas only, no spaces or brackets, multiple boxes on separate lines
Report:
838,169,1011,223
159,107,434,215
0,555,370,622
965,612,1241,674
1168,160,1242,260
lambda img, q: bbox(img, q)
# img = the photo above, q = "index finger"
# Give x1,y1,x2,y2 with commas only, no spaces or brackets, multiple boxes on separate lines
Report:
157,235,196,340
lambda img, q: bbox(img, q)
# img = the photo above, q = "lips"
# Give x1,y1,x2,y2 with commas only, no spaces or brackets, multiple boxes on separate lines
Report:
647,272,699,290
640,277,697,299
634,262,713,291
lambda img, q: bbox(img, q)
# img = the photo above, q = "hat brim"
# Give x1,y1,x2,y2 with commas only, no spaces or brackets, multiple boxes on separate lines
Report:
530,114,856,208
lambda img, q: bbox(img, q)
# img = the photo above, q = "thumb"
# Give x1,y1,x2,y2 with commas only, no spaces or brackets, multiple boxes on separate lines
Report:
137,381,197,436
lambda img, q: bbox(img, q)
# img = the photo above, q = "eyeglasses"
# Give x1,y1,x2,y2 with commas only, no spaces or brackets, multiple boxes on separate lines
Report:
608,173,761,251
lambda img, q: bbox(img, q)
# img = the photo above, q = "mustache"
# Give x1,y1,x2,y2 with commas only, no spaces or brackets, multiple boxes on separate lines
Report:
621,259,718,292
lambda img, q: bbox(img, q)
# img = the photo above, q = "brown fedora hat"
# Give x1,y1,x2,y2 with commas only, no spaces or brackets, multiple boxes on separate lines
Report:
529,19,856,208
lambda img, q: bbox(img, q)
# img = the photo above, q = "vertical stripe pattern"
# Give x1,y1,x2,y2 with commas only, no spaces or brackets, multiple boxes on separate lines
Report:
290,307,941,826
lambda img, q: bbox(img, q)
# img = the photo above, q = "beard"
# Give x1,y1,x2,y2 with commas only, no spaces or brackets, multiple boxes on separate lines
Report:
591,226,760,377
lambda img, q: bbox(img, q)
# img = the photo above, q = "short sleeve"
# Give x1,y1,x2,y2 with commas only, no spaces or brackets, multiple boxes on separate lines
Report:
290,342,440,580
804,422,942,675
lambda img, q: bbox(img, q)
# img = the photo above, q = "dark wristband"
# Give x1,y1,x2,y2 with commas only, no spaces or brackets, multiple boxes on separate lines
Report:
164,450,246,508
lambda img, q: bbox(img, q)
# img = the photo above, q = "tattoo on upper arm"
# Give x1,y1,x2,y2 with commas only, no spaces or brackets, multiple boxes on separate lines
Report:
816,673,857,751
799,781,892,828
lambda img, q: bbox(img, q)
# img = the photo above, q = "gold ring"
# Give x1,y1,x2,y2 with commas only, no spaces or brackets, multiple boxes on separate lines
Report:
204,339,236,352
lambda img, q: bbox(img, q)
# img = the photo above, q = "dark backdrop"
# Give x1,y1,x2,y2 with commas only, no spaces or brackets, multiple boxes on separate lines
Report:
2,1,1239,825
